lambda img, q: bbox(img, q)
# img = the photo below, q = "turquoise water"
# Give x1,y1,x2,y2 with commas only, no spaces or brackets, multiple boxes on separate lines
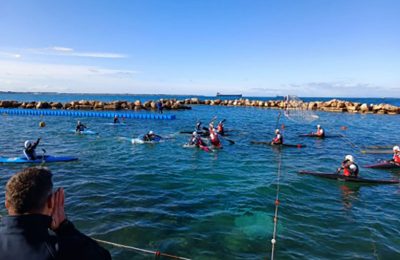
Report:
0,94,399,259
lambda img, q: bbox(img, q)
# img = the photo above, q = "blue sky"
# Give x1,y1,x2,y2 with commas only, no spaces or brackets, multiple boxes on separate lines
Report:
0,0,399,97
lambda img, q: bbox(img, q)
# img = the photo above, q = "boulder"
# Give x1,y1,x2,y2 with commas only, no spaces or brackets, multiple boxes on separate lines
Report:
36,101,51,109
359,103,370,113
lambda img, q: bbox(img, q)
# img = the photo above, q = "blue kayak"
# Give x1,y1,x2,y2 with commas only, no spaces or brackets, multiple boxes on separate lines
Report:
0,155,78,164
132,135,162,144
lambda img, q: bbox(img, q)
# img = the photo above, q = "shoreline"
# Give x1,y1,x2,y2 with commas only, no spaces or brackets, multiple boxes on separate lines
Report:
0,98,399,114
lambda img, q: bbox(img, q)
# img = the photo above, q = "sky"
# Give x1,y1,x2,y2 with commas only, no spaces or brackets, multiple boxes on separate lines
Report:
0,0,399,97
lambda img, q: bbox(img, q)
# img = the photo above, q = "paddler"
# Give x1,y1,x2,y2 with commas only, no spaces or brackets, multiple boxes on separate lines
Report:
391,146,400,164
113,115,120,124
217,119,225,135
143,131,162,142
189,131,206,147
271,129,283,145
75,121,87,133
337,155,359,177
195,121,202,133
209,123,221,148
314,124,325,137
23,138,41,160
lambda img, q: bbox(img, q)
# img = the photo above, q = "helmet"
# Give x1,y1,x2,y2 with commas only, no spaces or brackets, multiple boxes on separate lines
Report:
24,140,31,148
193,131,197,135
77,121,81,124
345,155,354,162
317,125,321,128
275,129,280,134
148,131,154,135
393,146,400,152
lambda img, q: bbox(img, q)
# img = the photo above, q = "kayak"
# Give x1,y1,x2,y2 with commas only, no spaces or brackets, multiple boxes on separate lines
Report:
70,129,98,135
0,155,78,164
299,170,399,184
298,134,341,138
183,143,212,152
180,130,230,137
104,122,126,126
364,161,400,169
131,135,162,144
250,141,306,148
360,149,392,154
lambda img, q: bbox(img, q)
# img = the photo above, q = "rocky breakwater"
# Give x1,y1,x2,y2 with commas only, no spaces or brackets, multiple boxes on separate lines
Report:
0,99,192,111
183,97,399,115
0,98,398,115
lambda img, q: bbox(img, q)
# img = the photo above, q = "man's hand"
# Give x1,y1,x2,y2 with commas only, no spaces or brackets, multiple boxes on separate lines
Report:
51,188,66,230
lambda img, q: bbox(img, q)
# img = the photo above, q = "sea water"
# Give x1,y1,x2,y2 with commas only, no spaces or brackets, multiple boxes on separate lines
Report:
0,93,399,259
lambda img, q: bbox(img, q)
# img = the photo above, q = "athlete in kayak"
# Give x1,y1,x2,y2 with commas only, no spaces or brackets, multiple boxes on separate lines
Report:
209,123,221,148
217,120,225,135
195,121,202,133
313,125,325,137
271,129,283,145
391,146,400,164
113,115,120,124
23,138,41,160
189,131,206,147
75,121,87,133
337,155,359,177
143,131,162,142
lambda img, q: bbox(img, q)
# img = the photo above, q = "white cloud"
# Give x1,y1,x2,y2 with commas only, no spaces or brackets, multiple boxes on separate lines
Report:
51,46,74,52
0,52,21,59
0,60,140,93
29,46,127,59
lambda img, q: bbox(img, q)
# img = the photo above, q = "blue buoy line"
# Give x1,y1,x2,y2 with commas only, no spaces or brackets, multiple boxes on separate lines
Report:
0,108,176,120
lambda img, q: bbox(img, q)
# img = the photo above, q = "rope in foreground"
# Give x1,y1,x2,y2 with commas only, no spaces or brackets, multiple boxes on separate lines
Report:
94,238,191,260
270,151,283,260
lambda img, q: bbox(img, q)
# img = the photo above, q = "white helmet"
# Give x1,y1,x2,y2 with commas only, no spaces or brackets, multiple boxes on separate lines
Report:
24,140,31,148
317,125,321,128
193,131,197,135
275,129,280,134
345,155,354,162
77,120,81,124
393,146,400,152
148,131,154,135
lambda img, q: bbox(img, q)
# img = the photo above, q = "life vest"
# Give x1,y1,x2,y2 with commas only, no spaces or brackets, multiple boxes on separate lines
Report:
343,162,359,177
217,123,224,134
393,153,400,163
272,134,283,144
209,128,220,146
317,128,324,136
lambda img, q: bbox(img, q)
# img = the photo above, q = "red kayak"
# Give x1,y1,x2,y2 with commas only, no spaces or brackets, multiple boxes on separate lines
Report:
298,134,341,138
299,170,399,184
364,161,400,169
250,141,306,148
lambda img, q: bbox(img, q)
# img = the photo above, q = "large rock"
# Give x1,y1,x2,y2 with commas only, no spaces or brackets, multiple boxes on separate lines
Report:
191,97,200,104
51,102,63,109
359,103,370,113
36,101,51,109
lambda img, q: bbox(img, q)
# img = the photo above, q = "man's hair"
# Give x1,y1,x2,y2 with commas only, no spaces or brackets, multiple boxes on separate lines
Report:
6,167,53,214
